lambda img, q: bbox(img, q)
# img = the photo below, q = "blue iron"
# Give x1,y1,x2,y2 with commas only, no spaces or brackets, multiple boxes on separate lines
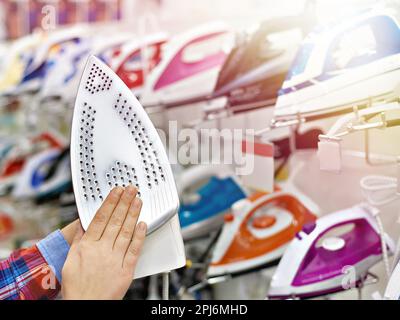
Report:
179,175,247,240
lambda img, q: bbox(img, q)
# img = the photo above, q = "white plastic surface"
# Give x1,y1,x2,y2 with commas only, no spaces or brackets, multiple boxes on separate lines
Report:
71,55,179,233
321,237,346,251
318,138,342,172
71,55,185,278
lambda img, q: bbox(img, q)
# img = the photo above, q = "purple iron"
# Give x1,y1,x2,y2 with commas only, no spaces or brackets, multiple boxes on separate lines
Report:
268,203,395,299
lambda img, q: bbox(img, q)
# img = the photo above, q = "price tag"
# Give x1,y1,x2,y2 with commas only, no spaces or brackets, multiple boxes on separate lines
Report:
318,136,342,172
239,139,274,192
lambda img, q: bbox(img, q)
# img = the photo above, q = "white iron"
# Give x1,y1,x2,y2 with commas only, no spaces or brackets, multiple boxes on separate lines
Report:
71,55,179,233
71,55,185,278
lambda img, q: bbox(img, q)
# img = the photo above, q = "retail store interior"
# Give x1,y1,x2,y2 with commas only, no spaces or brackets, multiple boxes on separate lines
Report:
2,0,400,300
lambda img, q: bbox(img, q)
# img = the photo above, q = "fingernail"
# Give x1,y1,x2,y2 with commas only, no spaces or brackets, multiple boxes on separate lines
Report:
138,221,147,232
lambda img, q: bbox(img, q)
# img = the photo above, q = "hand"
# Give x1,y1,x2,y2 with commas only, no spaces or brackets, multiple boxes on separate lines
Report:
61,219,80,246
61,185,147,300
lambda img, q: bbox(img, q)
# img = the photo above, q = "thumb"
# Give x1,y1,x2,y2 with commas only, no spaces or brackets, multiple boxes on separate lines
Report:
72,220,85,243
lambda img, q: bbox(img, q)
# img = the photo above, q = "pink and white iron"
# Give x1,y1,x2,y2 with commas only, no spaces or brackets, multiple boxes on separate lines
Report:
140,22,234,109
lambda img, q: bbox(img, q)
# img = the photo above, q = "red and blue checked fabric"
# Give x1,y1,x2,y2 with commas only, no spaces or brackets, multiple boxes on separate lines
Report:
0,245,60,300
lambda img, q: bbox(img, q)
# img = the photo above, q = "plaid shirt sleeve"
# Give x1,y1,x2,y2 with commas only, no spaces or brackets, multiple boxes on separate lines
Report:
0,230,70,300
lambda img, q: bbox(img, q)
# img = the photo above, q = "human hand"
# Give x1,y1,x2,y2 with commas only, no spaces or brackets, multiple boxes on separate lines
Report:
61,219,80,245
61,185,147,300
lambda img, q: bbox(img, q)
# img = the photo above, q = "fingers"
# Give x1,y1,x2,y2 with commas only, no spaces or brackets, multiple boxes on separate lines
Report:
61,219,81,245
113,197,142,256
123,221,147,273
102,185,138,243
83,186,124,241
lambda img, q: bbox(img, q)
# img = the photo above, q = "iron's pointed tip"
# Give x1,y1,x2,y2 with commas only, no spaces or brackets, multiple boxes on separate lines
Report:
82,55,109,79
86,54,100,66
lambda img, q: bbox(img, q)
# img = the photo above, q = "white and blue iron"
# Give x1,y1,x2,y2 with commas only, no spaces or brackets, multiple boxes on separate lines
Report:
274,9,400,122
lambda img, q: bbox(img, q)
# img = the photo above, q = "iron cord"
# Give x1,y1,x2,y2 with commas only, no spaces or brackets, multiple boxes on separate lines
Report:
360,175,400,278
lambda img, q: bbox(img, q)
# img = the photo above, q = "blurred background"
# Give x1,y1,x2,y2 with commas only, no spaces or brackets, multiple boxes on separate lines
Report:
1,0,400,300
